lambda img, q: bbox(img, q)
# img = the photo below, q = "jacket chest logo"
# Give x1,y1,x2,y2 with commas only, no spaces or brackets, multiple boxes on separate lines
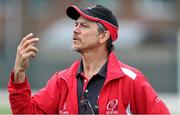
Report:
59,102,69,114
106,99,118,114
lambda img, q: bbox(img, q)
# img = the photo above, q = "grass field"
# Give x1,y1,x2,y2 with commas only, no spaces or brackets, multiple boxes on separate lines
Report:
0,89,11,114
0,106,11,114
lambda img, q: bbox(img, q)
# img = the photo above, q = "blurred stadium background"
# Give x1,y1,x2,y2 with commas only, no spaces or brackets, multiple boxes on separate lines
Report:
0,0,180,114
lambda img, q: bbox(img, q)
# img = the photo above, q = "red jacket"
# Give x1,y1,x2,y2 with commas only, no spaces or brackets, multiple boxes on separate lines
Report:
8,52,170,114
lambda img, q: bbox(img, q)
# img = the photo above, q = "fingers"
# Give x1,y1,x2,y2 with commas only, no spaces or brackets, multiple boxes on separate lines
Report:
20,45,39,58
19,33,33,46
21,51,37,59
19,37,39,50
17,33,39,60
18,33,39,49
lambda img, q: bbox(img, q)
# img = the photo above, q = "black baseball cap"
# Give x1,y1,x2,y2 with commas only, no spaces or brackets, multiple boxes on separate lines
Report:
66,5,119,41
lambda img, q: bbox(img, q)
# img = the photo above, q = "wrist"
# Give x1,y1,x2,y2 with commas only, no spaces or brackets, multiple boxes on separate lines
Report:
14,68,26,83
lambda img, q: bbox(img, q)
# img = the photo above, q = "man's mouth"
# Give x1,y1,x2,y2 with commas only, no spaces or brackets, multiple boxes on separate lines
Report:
73,38,77,40
73,36,79,41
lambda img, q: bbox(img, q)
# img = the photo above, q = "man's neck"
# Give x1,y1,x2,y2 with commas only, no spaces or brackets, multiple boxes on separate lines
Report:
81,50,108,80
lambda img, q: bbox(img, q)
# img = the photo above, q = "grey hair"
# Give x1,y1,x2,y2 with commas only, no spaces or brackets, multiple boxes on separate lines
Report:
97,22,107,33
96,22,115,54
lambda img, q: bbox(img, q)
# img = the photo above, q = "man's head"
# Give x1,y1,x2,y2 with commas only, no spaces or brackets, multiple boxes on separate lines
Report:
66,5,118,53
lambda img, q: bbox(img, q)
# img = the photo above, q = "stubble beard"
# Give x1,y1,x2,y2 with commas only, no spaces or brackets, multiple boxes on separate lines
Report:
71,45,81,53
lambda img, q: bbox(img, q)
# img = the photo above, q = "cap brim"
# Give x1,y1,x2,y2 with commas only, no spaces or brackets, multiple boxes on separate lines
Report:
66,6,80,20
66,5,99,21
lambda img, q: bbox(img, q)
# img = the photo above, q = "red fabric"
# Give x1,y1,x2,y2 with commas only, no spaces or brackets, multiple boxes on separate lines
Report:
8,52,170,114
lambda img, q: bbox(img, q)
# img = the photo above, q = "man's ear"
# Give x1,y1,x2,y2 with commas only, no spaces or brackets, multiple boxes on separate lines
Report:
99,31,110,44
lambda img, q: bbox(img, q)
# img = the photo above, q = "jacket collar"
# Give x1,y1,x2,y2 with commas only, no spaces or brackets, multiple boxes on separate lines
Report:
77,60,108,79
60,60,80,89
104,52,125,85
60,52,125,87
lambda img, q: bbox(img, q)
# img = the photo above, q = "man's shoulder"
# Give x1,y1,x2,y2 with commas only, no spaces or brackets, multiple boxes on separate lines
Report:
117,60,145,80
55,60,80,79
108,52,145,81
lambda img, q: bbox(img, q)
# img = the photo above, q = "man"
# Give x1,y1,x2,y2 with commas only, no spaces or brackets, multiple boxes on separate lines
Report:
8,5,170,114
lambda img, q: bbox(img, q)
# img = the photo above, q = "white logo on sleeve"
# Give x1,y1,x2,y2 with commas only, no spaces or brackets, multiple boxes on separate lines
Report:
121,67,137,80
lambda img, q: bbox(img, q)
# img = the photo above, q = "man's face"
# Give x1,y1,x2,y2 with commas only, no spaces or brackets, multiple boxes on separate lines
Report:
72,16,100,53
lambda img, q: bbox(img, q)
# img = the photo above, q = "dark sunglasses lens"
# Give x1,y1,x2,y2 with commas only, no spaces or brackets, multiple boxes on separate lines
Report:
80,99,94,114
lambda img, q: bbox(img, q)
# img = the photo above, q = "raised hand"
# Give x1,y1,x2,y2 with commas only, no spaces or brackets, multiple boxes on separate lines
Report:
14,33,39,83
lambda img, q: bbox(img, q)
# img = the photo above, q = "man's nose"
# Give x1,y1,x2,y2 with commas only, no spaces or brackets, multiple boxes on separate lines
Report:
73,25,81,34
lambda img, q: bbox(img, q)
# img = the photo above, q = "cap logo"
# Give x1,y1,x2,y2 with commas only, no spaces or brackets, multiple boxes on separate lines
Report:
85,5,96,10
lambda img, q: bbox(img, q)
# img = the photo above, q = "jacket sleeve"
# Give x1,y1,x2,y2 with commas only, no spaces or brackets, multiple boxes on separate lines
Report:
8,72,61,114
132,73,170,114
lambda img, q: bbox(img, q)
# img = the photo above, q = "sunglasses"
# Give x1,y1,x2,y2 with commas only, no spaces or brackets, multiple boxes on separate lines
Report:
80,94,95,114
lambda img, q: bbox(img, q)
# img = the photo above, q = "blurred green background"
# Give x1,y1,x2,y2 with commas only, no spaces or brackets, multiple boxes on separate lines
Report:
0,107,11,114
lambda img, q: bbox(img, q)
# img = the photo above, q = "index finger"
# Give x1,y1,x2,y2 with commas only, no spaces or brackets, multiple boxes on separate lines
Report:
19,33,33,46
